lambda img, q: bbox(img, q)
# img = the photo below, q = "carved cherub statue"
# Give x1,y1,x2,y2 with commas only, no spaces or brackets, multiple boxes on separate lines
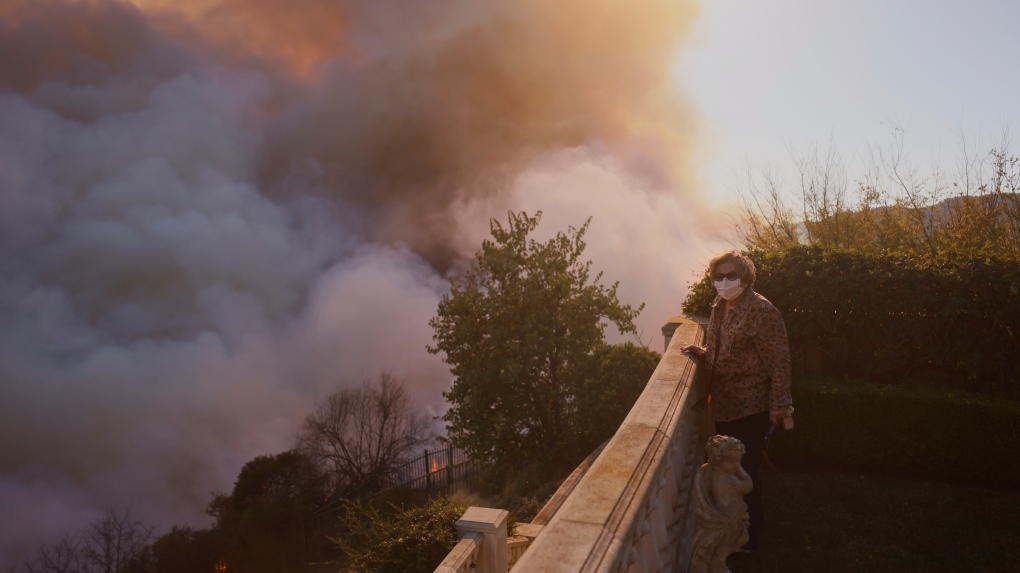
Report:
690,435,753,573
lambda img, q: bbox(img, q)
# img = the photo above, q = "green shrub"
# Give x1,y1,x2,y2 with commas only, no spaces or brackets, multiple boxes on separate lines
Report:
770,377,1020,487
572,342,660,458
478,342,659,493
334,497,467,573
506,496,545,525
683,246,1020,397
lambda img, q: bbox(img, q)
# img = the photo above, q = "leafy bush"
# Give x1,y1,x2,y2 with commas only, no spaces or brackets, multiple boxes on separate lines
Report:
506,496,545,525
483,342,659,497
683,245,1020,397
572,342,661,457
335,497,467,573
770,377,1020,487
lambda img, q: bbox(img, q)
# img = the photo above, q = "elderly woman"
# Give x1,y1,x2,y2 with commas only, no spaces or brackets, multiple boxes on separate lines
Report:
681,250,793,551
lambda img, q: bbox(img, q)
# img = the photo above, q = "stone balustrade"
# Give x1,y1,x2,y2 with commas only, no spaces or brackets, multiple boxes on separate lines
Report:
508,523,544,569
435,507,509,573
507,535,529,569
436,533,481,573
435,316,709,573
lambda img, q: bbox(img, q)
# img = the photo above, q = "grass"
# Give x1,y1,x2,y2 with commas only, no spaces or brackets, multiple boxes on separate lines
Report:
728,467,1020,573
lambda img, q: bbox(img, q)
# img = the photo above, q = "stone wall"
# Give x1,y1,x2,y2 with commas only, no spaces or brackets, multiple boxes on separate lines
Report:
434,317,709,573
509,320,709,572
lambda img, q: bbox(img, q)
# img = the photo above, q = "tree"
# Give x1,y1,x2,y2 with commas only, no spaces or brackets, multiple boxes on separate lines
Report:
428,211,644,478
21,535,84,573
205,451,332,573
140,526,221,573
79,510,155,573
19,510,155,573
736,128,1020,257
296,372,433,496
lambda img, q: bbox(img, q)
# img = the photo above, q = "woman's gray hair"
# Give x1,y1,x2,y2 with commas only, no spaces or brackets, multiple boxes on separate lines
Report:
708,250,756,285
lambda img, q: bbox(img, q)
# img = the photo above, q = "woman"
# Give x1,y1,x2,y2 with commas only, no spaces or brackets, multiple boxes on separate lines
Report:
681,249,793,551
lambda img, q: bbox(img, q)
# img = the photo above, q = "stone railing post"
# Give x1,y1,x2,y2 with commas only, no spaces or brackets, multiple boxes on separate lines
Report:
662,315,683,353
662,313,706,354
456,507,508,573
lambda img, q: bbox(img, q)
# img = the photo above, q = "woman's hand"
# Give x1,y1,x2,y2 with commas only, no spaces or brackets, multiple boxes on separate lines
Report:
770,410,794,430
680,345,706,358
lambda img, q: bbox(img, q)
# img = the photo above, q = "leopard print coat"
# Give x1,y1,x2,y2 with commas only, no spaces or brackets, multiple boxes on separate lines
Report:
703,286,794,422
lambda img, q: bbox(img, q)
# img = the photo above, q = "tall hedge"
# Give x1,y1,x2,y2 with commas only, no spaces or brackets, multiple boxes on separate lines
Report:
770,377,1020,488
683,246,1020,397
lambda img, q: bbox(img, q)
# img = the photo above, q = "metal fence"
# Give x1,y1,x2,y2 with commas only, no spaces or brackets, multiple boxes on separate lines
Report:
309,445,484,521
388,445,482,497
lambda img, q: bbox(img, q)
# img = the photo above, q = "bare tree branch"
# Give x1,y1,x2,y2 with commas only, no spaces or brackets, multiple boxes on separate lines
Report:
296,372,434,495
17,510,154,573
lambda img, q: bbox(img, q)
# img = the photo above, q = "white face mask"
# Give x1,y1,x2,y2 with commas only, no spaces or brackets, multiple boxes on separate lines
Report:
713,278,744,301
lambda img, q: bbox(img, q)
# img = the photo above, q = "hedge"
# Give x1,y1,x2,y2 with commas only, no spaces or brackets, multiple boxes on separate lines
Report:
769,377,1020,488
683,246,1020,398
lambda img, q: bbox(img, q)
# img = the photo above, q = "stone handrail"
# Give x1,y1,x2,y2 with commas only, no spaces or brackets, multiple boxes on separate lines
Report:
436,532,482,573
436,507,509,573
509,317,709,572
433,316,709,572
531,441,609,526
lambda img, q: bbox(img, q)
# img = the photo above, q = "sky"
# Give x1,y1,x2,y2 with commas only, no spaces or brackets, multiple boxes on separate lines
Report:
681,0,1020,206
0,0,1017,566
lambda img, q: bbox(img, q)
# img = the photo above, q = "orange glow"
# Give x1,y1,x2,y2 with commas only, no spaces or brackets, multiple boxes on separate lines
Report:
431,458,439,473
128,0,349,75
214,559,227,573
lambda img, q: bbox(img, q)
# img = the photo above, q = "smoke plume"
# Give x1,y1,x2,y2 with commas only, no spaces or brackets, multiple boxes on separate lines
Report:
0,0,722,563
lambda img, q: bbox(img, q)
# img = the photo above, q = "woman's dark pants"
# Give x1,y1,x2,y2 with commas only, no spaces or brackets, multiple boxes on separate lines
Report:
714,410,770,549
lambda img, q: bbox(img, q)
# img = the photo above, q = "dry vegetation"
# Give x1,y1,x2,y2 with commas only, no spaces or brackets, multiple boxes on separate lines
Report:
738,128,1020,256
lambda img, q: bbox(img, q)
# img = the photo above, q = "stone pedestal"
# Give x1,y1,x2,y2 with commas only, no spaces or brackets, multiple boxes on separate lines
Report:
456,506,508,573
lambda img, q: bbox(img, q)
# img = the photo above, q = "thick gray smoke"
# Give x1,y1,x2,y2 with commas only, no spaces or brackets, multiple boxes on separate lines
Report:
0,0,722,564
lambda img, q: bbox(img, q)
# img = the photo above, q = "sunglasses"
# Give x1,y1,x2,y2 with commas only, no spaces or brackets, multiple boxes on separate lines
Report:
711,271,741,282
